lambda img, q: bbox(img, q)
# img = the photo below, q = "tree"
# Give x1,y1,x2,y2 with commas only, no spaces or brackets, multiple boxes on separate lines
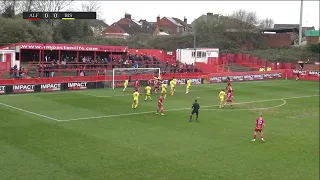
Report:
0,0,19,18
32,0,74,26
80,1,103,20
259,18,274,28
230,9,259,30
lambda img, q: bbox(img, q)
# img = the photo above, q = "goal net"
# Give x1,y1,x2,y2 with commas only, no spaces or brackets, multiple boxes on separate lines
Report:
111,68,161,89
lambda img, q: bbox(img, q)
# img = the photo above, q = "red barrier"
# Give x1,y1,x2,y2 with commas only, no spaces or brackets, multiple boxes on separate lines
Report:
1,69,318,86
0,72,208,85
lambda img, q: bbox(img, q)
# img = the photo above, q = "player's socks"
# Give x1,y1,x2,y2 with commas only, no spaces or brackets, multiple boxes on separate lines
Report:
132,103,135,109
134,104,138,108
164,94,167,98
253,134,257,140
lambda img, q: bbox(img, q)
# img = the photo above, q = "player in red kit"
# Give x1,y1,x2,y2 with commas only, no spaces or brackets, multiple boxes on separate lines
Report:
134,80,140,92
153,79,160,93
148,79,152,86
252,114,265,142
227,77,231,86
224,85,234,108
156,95,165,115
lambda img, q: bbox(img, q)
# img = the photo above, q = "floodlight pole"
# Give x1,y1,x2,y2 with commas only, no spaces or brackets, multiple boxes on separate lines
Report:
193,18,196,63
298,0,303,46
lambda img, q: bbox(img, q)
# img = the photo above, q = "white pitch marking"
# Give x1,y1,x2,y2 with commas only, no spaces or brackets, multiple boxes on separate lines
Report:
0,102,59,121
57,95,318,122
201,99,287,111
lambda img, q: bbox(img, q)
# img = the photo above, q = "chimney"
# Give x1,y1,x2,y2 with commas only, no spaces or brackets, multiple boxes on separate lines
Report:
124,13,131,19
184,16,187,23
207,12,213,16
157,15,160,23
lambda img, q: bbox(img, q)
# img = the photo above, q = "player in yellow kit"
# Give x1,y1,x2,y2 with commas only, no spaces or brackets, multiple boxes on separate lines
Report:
170,79,175,96
132,90,140,109
123,79,129,91
218,89,226,108
144,85,152,101
185,79,191,94
161,83,167,99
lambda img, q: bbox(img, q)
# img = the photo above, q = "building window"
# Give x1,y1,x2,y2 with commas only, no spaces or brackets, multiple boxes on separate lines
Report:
191,51,195,57
177,27,179,33
197,51,202,58
202,52,206,57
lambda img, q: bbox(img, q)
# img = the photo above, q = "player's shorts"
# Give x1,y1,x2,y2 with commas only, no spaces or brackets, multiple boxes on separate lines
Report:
191,110,199,116
220,98,224,102
146,93,151,96
158,104,163,109
171,87,174,91
133,98,138,103
186,85,190,89
124,84,128,88
161,90,166,94
254,128,263,132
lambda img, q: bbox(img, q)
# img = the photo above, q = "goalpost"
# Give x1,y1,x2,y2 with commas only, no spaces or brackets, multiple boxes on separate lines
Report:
112,68,161,89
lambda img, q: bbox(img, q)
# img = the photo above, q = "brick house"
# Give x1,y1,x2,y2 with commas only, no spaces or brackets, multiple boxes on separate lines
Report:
305,30,320,44
102,13,160,39
156,16,192,35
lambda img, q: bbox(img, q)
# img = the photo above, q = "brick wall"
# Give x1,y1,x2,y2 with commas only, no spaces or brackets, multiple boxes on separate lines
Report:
263,33,293,47
306,36,320,44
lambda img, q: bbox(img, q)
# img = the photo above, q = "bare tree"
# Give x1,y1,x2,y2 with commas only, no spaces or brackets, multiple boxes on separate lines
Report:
259,18,274,28
30,0,73,26
32,0,73,12
230,9,259,30
80,1,102,19
0,0,20,17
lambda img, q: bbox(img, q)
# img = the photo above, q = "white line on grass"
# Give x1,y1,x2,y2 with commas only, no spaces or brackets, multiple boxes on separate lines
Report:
201,99,287,111
57,95,319,122
0,102,59,121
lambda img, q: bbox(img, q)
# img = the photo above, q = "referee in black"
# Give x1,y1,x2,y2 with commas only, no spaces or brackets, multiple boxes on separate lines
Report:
190,99,200,122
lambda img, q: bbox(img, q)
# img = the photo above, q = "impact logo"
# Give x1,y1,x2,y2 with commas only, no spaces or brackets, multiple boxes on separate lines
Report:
13,84,35,93
210,77,222,83
309,71,319,77
0,86,5,94
68,82,87,90
41,84,61,92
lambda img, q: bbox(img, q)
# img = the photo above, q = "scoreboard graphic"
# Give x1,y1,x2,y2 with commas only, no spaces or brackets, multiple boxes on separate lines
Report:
23,12,96,20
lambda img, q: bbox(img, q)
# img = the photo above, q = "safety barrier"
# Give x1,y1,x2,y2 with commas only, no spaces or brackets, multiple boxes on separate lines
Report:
0,70,318,95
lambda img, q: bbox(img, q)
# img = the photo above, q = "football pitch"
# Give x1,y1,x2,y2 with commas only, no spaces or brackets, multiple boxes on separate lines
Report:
0,80,319,180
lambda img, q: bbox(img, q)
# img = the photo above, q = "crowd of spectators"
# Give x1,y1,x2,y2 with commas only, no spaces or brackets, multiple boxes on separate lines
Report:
13,52,200,78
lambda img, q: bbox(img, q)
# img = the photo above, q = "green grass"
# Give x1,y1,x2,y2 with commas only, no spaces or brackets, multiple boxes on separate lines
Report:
0,80,319,180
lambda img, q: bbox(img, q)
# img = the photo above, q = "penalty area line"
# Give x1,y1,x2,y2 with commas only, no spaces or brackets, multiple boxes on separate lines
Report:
0,102,59,121
58,94,318,122
201,99,287,111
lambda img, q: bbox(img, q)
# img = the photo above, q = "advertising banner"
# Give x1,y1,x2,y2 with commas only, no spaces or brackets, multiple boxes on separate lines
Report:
308,71,319,77
189,78,202,85
0,85,5,94
67,82,87,90
41,84,61,92
209,72,282,83
293,69,307,76
12,84,35,93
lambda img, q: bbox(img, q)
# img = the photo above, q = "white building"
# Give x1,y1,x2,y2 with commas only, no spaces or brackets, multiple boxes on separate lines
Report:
0,48,17,70
176,48,219,64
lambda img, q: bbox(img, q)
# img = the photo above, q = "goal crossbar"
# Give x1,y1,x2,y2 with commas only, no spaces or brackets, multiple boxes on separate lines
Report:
112,68,161,89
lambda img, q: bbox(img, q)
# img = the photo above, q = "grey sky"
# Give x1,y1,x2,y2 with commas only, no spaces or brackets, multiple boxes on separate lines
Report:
72,1,319,29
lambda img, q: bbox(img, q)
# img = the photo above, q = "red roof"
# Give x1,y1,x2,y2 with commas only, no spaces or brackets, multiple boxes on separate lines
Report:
0,42,128,52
